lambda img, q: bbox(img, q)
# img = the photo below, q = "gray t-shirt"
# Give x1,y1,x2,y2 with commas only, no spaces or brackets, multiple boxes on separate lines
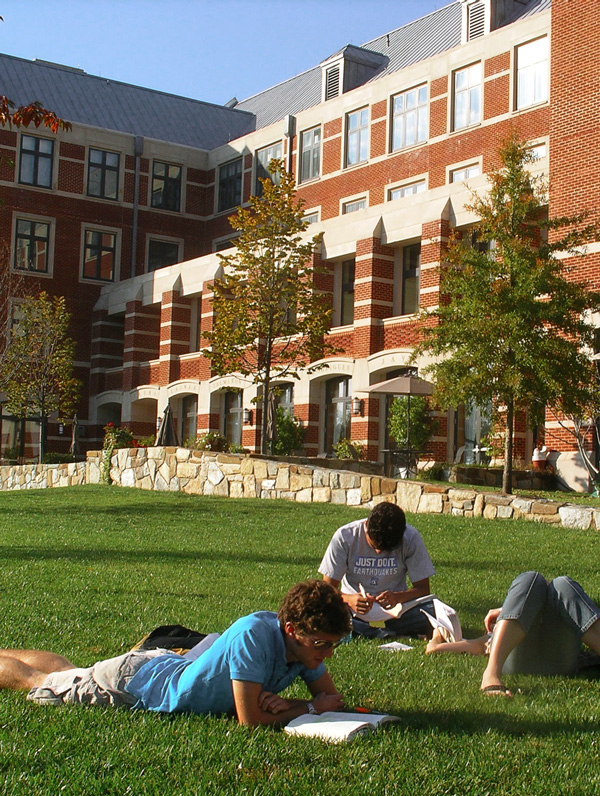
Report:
318,518,435,595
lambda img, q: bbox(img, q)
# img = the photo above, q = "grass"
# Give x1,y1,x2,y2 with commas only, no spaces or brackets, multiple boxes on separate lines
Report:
0,485,600,795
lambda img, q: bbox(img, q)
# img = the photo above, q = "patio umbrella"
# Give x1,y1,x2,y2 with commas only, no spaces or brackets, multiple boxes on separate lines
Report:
69,414,79,456
155,403,179,446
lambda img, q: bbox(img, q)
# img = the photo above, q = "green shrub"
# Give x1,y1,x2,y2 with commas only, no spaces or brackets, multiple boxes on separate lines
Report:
333,437,364,460
387,396,436,451
42,452,76,464
184,432,229,452
273,407,305,455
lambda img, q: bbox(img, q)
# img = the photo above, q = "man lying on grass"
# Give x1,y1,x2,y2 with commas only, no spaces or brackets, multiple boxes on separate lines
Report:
0,580,350,727
425,571,600,697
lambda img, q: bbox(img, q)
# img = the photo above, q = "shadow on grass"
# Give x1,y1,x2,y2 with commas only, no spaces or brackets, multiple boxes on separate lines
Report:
386,707,600,737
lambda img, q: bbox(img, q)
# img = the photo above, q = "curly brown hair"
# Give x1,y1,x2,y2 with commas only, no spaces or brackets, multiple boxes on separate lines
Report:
278,580,351,637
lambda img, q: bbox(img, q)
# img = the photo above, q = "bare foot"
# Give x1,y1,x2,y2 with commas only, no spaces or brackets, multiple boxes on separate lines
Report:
425,627,447,654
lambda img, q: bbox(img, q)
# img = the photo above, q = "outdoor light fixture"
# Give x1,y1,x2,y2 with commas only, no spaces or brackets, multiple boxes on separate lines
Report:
243,408,252,424
352,397,363,416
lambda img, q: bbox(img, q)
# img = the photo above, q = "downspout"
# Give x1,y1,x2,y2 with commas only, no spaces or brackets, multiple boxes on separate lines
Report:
131,135,144,279
284,115,296,173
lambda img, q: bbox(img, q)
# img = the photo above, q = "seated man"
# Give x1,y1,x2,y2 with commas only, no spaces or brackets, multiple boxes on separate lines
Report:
319,502,436,639
0,580,350,727
425,571,600,697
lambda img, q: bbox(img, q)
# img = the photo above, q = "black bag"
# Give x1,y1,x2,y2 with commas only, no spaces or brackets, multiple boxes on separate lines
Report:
132,624,207,654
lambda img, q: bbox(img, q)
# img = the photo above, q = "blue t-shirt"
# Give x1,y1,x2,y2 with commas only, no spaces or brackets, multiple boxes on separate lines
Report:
125,611,326,715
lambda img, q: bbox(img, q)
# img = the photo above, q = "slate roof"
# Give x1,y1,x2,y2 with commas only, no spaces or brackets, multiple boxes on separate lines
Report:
0,0,551,148
236,0,551,129
0,53,256,150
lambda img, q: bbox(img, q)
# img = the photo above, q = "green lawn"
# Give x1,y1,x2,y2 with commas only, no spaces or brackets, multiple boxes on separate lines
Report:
0,485,599,796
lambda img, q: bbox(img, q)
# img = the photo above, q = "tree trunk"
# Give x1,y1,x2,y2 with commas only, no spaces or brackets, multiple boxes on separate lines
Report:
261,374,271,456
502,399,514,494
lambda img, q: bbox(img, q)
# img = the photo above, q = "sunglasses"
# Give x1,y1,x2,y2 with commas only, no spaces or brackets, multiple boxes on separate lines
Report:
308,637,344,651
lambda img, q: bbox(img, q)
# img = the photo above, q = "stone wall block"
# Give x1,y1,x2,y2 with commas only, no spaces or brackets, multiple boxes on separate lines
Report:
313,487,332,503
396,482,423,513
360,477,372,503
418,492,444,514
290,474,312,491
275,468,290,490
339,472,360,489
296,488,313,502
558,506,593,530
346,488,362,506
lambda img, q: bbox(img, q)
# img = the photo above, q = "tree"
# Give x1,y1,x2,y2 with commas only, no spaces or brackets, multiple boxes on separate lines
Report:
0,95,71,133
414,133,600,493
0,292,80,461
203,159,335,454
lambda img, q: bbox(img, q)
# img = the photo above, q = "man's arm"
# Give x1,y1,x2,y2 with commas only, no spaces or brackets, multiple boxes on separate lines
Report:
321,574,374,615
374,577,431,609
232,675,344,727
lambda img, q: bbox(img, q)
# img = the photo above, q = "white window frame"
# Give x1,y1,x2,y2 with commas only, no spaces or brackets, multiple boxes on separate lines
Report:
515,37,549,111
332,258,355,328
452,62,482,131
146,235,183,273
80,224,121,284
302,207,320,225
449,161,482,183
388,179,427,201
345,107,369,167
254,141,283,195
299,126,321,183
342,197,367,215
391,84,428,152
11,212,55,278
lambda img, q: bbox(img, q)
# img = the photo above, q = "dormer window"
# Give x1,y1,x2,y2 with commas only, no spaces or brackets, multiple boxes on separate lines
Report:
321,45,386,103
461,0,490,43
325,65,340,100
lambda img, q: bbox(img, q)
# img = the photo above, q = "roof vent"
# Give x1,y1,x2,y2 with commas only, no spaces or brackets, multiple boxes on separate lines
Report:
468,2,486,39
324,65,340,100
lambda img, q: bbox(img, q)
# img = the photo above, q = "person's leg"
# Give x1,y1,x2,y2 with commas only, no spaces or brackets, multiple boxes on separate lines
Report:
0,648,75,691
550,576,600,659
481,572,548,694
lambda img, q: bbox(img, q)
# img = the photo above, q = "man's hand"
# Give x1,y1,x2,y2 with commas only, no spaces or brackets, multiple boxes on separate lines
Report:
343,591,374,615
374,590,400,609
484,608,502,633
258,691,292,715
312,691,345,713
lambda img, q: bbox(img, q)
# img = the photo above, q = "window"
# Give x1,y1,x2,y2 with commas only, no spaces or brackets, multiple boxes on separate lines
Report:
389,180,426,201
300,127,321,183
147,239,180,272
14,218,51,273
254,142,282,196
342,198,366,214
190,297,202,353
391,85,428,151
303,211,319,225
528,143,547,161
450,163,481,183
516,37,548,110
275,383,294,416
223,391,242,447
346,108,369,167
180,395,198,443
214,238,237,252
325,376,351,455
218,158,242,212
151,161,181,211
19,135,53,187
337,259,355,326
87,148,119,199
453,63,481,130
82,229,117,281
395,244,420,316
324,64,340,100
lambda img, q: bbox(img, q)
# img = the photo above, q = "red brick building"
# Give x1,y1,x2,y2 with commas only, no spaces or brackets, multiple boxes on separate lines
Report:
1,0,597,487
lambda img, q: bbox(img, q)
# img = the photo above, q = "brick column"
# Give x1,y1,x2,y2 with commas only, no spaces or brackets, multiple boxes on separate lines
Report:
158,288,193,387
353,236,395,358
122,300,160,392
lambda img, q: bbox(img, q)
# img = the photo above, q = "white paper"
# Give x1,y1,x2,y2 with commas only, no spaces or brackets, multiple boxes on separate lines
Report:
378,641,413,651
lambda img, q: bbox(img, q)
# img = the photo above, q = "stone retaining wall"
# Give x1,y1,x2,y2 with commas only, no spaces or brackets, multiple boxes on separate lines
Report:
88,447,600,531
0,448,597,532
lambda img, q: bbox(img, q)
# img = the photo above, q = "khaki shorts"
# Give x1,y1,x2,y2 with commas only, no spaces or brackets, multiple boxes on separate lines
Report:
26,648,172,708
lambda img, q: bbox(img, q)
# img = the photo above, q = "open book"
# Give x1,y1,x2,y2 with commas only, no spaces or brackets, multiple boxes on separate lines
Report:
341,583,437,623
284,711,400,742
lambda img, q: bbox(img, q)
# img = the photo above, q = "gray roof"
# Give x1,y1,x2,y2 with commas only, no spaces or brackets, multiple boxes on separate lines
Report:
0,53,256,150
237,0,551,130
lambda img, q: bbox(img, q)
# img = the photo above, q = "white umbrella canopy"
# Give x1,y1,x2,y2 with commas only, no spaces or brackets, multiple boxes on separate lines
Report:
365,375,434,396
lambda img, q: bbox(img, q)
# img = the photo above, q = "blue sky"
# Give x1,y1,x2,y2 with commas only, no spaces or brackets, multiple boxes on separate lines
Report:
1,0,449,106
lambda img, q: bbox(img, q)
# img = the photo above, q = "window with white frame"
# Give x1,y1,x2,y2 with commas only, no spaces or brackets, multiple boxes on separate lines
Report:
151,161,182,211
453,62,482,130
516,37,548,110
87,148,119,199
19,135,53,188
389,180,426,201
82,229,117,282
14,218,51,273
147,238,181,272
299,127,321,183
391,85,428,151
342,198,366,214
394,243,420,316
218,158,243,212
335,259,355,326
528,142,547,161
254,142,282,196
450,163,481,183
345,108,369,167
303,211,319,225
